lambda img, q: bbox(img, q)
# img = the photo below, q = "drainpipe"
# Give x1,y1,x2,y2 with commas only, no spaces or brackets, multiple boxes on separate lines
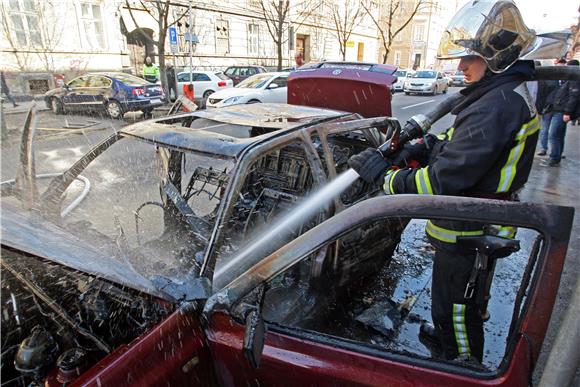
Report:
539,277,580,387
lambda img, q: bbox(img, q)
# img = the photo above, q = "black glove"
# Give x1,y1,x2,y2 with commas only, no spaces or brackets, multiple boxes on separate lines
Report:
348,148,392,185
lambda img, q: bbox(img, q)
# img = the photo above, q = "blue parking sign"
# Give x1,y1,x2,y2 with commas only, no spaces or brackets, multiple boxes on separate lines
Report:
169,27,177,45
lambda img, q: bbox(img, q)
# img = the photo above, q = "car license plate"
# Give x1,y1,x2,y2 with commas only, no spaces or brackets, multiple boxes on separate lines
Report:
150,98,161,104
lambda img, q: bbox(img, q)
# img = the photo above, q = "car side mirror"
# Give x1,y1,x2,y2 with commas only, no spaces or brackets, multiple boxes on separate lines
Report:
243,308,266,369
268,83,279,89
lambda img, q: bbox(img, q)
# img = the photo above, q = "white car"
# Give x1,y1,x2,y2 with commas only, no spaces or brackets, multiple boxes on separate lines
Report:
404,70,449,95
392,69,415,92
206,72,289,108
176,70,233,100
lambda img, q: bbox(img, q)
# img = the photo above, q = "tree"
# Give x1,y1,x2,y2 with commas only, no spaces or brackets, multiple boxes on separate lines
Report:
363,0,431,64
125,0,188,96
329,0,366,61
257,0,319,70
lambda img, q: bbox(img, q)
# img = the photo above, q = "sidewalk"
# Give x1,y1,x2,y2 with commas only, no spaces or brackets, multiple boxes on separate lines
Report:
524,122,580,384
2,99,49,115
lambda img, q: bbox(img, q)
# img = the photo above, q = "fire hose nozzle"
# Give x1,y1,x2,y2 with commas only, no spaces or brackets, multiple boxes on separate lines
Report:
377,114,432,157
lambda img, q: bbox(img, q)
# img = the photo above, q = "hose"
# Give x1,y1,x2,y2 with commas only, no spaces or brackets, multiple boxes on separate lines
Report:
0,173,91,217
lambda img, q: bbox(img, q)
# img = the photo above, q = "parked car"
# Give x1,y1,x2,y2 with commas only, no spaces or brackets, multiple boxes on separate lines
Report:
176,70,233,100
224,65,268,85
44,72,165,119
404,70,449,95
392,69,415,92
450,70,466,86
206,72,288,108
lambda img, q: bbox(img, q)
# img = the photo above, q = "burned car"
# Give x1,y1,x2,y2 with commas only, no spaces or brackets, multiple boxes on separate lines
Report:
1,103,404,385
1,77,574,385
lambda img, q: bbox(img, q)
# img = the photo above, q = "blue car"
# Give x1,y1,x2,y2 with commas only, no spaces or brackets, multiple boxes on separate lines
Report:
44,72,165,119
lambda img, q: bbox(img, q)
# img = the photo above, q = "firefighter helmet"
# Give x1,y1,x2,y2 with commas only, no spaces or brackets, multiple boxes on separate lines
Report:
437,0,565,73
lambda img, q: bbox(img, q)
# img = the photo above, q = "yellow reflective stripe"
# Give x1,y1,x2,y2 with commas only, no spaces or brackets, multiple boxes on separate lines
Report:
383,169,400,195
497,117,539,193
515,116,540,141
492,225,518,239
453,304,471,357
437,133,447,140
426,220,484,243
414,167,433,195
447,127,455,140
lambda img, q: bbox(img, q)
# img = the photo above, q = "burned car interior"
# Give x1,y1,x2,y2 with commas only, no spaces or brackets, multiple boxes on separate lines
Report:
0,104,574,386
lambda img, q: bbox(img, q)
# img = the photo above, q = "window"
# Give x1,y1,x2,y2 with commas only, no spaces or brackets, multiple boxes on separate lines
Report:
248,23,259,56
247,67,257,75
87,76,110,87
414,24,425,41
68,77,88,88
216,19,230,54
225,67,238,76
193,73,211,82
7,0,41,47
177,73,191,82
79,2,105,49
270,76,288,88
395,51,401,66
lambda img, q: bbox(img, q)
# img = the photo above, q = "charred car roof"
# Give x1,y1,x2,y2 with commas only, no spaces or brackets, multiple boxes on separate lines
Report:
121,103,352,157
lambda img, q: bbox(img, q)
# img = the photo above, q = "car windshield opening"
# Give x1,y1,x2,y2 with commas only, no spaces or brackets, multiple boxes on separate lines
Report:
48,137,234,283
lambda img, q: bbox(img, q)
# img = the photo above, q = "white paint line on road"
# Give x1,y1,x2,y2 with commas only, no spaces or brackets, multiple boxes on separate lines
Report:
401,99,435,110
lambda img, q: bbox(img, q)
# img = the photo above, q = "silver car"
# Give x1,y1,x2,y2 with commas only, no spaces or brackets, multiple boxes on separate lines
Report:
404,70,449,95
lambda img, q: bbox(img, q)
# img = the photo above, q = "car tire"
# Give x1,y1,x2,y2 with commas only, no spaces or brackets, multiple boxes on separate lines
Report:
51,97,64,115
202,90,214,99
443,87,448,94
405,92,410,95
247,99,260,104
106,100,124,119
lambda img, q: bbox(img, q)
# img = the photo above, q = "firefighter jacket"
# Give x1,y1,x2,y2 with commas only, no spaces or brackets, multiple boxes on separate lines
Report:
383,61,539,246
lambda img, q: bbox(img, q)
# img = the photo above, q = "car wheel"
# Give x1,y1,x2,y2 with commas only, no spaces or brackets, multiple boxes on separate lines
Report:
51,97,64,115
107,100,124,119
405,92,410,95
443,87,448,94
202,90,214,99
247,99,260,104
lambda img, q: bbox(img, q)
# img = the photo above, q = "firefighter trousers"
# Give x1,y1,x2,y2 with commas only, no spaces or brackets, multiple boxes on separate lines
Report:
431,247,484,362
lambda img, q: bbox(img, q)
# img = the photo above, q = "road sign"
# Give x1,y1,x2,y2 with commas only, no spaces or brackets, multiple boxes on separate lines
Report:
169,27,177,45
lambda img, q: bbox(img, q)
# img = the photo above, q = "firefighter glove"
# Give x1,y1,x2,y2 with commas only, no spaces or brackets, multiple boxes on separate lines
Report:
348,148,392,185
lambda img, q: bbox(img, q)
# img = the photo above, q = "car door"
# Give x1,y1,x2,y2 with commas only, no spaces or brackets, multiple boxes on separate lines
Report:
203,196,573,386
61,76,88,108
264,75,288,103
193,72,212,99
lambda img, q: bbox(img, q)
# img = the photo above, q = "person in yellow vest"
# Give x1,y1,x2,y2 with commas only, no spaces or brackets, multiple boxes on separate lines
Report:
143,56,159,83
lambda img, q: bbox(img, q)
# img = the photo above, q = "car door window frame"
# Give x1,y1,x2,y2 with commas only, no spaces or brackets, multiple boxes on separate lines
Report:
206,195,573,381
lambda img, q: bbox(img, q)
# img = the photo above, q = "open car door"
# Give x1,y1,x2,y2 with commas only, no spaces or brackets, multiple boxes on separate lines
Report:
203,195,573,386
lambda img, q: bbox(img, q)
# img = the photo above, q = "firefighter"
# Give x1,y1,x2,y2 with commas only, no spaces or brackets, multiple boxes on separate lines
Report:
143,56,160,83
349,0,549,363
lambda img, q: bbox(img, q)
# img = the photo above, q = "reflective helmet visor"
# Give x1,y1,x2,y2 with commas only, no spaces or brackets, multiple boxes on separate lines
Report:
437,0,536,72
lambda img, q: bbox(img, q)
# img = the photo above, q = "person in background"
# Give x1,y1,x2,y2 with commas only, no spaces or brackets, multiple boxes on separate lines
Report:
1,71,18,108
165,63,177,101
540,59,580,167
535,58,566,156
143,56,160,83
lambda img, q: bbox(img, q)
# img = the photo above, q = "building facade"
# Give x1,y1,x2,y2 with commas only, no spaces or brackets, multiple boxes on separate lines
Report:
1,0,380,96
